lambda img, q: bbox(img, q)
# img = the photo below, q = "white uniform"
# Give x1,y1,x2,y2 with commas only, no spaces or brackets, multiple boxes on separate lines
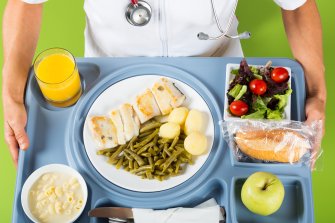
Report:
23,0,306,57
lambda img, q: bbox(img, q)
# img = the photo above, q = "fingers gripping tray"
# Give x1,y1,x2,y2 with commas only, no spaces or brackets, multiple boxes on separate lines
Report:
13,57,313,223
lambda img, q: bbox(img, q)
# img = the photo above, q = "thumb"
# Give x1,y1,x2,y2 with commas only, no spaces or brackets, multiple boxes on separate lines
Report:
12,125,30,150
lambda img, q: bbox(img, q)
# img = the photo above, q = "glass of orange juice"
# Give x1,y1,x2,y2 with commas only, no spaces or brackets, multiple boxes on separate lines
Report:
34,48,82,107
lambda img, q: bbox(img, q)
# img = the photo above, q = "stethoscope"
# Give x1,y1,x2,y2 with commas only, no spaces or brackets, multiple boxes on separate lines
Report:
125,0,251,40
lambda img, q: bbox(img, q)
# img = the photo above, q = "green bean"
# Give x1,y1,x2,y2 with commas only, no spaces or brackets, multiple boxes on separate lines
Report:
110,145,125,160
176,143,184,148
154,175,162,181
122,159,129,166
154,170,166,176
124,151,134,161
136,142,154,155
129,160,134,169
105,152,112,157
183,154,193,163
179,134,187,139
130,142,135,151
116,156,124,169
153,135,158,145
124,148,145,166
161,147,184,172
124,166,130,172
135,170,147,176
163,147,171,157
107,157,119,165
178,156,188,163
141,152,152,157
153,156,159,162
134,161,139,169
148,147,156,155
140,122,161,133
168,136,179,151
155,159,165,166
148,156,153,168
158,138,172,144
127,136,138,149
177,139,185,144
146,170,153,179
97,148,116,155
153,145,160,152
167,167,174,173
175,160,181,173
130,165,152,174
167,147,175,153
182,151,192,160
134,129,159,148
138,130,153,138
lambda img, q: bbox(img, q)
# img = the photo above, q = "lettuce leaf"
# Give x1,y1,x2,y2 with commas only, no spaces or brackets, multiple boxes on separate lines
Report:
228,84,247,100
235,85,247,101
252,96,267,111
274,88,292,110
231,69,239,75
242,110,266,119
266,109,283,119
228,84,242,98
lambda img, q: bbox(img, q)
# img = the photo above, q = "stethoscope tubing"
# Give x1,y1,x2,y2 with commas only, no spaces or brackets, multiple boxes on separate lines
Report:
126,0,250,40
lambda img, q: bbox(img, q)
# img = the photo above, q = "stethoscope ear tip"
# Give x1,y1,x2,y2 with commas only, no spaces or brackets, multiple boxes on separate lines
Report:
239,31,251,39
197,32,210,40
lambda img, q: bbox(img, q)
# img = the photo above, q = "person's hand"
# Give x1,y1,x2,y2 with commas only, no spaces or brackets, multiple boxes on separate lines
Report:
305,95,326,170
3,99,29,167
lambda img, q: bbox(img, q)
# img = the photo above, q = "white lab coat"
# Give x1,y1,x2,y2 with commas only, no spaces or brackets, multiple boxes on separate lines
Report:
23,0,306,57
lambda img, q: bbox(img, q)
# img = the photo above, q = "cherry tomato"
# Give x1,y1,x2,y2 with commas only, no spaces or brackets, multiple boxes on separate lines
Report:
229,100,249,117
249,79,267,95
271,67,289,83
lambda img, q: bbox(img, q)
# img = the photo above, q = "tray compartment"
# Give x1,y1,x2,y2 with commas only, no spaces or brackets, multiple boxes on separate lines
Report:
228,148,304,168
28,62,100,111
230,176,307,223
91,179,227,223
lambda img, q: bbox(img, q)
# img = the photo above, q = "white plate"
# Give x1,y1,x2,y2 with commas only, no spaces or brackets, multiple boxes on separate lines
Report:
83,75,214,192
223,63,291,121
21,164,88,223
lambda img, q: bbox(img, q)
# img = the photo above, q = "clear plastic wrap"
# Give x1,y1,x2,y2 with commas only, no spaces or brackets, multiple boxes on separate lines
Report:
220,120,323,170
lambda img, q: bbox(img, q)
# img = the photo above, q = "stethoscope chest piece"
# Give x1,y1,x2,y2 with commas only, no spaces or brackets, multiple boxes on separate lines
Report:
126,0,152,26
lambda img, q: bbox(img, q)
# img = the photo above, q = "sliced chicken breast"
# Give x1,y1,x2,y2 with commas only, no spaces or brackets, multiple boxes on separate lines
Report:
133,88,161,123
89,116,118,149
120,103,140,141
110,109,126,145
151,78,186,115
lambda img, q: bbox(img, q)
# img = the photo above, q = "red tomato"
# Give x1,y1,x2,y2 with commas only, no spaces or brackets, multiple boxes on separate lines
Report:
271,67,289,83
229,100,249,116
249,79,267,95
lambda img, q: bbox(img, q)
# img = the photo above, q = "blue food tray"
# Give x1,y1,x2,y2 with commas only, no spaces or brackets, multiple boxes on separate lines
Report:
12,57,313,223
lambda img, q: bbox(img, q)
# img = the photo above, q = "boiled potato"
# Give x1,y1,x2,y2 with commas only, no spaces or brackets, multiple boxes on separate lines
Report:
184,132,207,155
168,107,189,125
184,109,205,135
159,122,180,139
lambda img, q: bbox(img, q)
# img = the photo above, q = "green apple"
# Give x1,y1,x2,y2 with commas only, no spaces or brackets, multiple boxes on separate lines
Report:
241,172,285,216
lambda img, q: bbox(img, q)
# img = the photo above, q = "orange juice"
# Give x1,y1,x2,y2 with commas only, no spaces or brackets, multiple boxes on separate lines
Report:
34,48,82,107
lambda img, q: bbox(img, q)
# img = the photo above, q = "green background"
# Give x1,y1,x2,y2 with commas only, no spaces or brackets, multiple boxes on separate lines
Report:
0,0,334,222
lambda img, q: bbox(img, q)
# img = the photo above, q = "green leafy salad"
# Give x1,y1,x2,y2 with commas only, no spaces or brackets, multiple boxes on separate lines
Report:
227,59,292,119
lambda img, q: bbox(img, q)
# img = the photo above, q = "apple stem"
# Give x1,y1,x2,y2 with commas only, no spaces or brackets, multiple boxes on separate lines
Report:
262,179,277,190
